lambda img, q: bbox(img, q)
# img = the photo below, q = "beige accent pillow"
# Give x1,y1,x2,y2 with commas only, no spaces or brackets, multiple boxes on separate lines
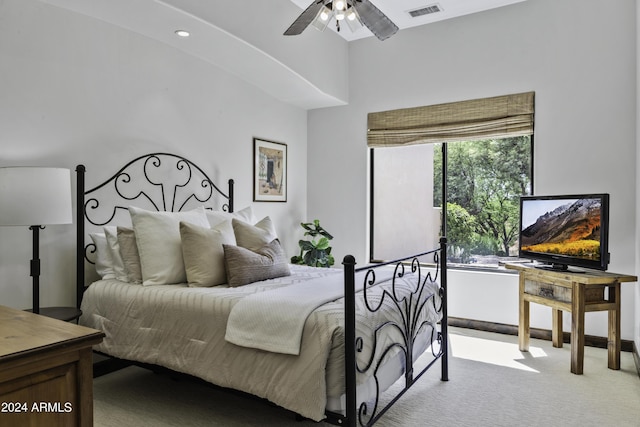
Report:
129,206,210,286
104,226,129,282
223,239,291,287
180,220,236,287
117,227,142,284
206,206,255,228
232,216,277,252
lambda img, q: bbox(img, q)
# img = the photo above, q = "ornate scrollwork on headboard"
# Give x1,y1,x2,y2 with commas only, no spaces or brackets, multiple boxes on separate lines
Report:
76,153,234,306
82,153,234,227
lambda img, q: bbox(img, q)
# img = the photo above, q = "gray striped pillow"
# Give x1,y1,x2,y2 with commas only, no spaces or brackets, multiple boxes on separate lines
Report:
223,239,290,287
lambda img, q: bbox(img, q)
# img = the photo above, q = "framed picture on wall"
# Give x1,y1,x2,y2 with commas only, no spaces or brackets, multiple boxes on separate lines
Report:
253,138,287,202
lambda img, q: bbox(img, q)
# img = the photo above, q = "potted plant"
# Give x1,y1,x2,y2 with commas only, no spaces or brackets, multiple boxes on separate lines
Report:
291,219,335,267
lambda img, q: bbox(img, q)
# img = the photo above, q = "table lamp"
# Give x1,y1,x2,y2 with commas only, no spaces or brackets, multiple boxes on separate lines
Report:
0,167,73,314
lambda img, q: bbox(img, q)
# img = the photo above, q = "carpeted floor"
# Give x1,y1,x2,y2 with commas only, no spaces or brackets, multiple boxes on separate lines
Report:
93,327,640,427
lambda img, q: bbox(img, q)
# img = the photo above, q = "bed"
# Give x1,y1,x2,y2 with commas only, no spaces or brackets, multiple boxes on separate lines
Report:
75,152,448,426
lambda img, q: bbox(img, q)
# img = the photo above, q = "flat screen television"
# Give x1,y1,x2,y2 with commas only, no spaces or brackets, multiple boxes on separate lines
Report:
518,194,610,271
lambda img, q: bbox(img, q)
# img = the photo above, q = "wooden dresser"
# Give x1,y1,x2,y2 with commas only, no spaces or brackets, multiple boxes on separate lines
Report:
0,305,104,427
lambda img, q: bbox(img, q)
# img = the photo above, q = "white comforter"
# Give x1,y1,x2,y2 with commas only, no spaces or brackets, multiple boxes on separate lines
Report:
225,268,395,355
80,264,441,421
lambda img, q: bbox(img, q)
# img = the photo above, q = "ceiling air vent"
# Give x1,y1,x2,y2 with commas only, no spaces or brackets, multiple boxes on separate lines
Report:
408,4,443,18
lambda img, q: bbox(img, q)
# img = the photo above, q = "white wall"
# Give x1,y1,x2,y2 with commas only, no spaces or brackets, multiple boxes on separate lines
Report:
308,0,639,340
372,144,438,261
636,0,640,355
0,0,308,310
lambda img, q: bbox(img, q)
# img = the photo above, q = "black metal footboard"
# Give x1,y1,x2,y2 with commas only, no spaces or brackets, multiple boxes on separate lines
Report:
331,237,448,427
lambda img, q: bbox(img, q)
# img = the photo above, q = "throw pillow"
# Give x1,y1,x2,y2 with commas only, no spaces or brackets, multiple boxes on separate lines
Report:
129,205,209,286
104,226,129,282
180,220,236,287
232,216,277,252
117,226,143,284
206,205,255,228
223,239,291,287
89,232,116,280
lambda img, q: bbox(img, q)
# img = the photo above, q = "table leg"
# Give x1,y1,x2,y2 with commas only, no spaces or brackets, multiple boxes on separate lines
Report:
571,281,585,374
608,283,621,370
519,275,530,352
78,346,95,426
552,308,563,348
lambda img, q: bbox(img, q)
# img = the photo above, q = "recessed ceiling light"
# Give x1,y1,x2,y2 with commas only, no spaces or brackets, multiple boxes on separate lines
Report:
175,30,190,37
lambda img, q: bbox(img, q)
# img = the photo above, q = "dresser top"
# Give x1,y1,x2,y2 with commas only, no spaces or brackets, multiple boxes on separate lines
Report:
0,305,104,360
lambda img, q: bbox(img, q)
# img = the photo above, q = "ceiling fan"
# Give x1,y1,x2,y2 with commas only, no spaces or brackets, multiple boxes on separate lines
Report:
284,0,399,41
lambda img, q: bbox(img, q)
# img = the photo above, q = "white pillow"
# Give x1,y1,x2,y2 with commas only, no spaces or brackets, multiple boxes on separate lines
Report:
180,220,236,287
206,206,255,227
129,206,210,286
232,216,278,252
104,226,130,282
89,232,116,280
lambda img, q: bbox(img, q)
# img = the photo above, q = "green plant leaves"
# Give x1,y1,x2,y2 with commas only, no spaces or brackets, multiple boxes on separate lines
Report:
300,220,334,240
294,220,334,267
315,237,330,250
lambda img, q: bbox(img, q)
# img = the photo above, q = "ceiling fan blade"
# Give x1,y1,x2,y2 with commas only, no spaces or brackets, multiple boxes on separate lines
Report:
284,1,325,36
352,0,398,41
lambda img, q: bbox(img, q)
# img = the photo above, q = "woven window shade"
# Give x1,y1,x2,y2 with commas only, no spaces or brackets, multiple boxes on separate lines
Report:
367,92,534,147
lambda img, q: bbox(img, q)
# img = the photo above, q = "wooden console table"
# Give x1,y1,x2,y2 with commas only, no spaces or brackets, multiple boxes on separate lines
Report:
504,263,637,374
0,305,104,426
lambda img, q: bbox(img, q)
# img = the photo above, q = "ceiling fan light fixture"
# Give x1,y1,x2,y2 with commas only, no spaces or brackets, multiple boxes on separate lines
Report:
345,6,363,31
334,0,347,11
311,5,332,32
285,0,397,41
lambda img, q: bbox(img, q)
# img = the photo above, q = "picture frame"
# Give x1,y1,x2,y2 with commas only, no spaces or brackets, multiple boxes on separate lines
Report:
253,138,287,202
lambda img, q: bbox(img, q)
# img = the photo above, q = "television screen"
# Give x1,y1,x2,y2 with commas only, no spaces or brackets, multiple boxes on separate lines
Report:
519,194,609,271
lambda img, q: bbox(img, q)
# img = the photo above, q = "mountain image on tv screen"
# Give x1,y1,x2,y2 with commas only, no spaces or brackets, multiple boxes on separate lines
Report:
520,198,601,261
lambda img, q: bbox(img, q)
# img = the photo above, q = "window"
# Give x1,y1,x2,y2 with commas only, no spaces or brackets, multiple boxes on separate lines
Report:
370,136,532,268
368,92,535,267
434,137,532,267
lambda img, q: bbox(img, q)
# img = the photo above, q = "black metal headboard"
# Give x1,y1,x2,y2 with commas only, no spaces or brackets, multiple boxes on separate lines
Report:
76,152,234,307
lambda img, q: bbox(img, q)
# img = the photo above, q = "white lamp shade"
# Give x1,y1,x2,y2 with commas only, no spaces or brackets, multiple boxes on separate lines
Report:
0,167,73,226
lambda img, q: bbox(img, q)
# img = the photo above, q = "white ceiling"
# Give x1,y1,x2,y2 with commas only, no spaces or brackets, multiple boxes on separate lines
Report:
289,0,527,41
38,0,527,109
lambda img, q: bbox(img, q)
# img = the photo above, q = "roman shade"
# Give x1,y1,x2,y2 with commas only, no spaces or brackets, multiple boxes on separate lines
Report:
367,92,534,147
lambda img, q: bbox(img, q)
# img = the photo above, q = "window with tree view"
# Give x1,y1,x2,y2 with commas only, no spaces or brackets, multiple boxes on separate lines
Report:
371,135,532,269
435,136,532,268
